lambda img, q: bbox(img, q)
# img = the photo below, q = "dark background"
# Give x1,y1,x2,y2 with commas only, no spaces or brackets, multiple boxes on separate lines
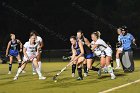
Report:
0,0,140,50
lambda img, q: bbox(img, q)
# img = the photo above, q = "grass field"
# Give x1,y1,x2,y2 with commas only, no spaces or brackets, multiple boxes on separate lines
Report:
0,60,140,93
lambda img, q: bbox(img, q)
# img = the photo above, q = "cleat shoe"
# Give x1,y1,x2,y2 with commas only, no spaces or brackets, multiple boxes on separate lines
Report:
111,75,116,80
39,76,46,80
77,77,83,80
8,71,11,74
13,76,18,80
72,73,75,77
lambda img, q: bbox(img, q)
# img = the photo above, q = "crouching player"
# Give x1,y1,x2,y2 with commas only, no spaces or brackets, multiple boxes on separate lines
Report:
70,36,100,80
91,31,116,79
70,36,85,80
13,35,46,80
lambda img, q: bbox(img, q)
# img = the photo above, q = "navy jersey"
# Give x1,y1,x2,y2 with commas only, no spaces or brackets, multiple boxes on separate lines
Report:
9,40,20,57
10,40,19,50
73,41,93,56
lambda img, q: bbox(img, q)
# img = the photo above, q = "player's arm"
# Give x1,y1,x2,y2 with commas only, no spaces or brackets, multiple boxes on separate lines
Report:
91,44,98,52
84,38,90,47
76,41,84,59
6,41,11,56
40,40,44,48
130,34,136,45
23,47,29,60
17,39,23,52
70,46,76,61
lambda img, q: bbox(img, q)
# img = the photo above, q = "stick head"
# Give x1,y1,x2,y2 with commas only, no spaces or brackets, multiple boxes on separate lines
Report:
52,75,58,81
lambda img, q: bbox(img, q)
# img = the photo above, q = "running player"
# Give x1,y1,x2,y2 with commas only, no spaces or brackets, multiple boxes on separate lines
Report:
30,31,44,75
91,31,116,79
13,35,46,80
6,34,22,74
115,27,122,69
76,30,90,77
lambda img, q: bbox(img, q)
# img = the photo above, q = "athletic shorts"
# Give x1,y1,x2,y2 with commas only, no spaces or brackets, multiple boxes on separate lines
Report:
94,50,101,57
118,47,123,51
23,55,37,62
9,49,19,57
101,47,112,57
23,52,38,62
84,53,94,59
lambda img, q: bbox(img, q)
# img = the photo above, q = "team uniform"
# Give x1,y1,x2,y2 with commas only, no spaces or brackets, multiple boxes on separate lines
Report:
119,33,135,72
9,40,20,57
119,33,134,51
13,41,46,80
91,39,112,57
91,39,116,79
30,36,43,74
73,41,94,59
8,39,22,74
23,42,39,62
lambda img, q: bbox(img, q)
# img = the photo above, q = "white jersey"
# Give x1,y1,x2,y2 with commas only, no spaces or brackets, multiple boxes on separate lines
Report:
23,41,40,58
91,39,112,57
91,39,108,51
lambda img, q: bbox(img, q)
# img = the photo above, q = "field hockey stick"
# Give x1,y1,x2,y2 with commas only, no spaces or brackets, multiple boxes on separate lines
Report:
53,61,74,80
94,62,100,68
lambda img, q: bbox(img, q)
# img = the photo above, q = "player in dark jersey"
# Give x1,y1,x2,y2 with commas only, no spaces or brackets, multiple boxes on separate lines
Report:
6,34,23,74
76,30,90,77
70,36,85,80
70,36,100,80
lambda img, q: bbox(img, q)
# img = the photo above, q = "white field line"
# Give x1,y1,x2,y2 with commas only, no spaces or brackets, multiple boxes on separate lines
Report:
99,79,140,93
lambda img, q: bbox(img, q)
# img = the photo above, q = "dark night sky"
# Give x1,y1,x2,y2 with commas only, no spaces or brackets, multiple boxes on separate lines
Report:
0,0,140,50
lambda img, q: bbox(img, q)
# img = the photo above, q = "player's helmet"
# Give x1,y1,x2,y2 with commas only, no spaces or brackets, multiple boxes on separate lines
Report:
121,25,128,35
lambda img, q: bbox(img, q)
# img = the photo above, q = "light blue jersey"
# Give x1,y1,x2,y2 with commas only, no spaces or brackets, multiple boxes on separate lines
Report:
120,33,134,51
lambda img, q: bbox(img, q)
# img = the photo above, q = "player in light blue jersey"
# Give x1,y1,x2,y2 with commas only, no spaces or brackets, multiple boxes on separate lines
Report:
119,26,136,51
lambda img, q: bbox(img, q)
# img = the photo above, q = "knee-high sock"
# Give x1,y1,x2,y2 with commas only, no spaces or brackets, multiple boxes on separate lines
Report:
116,58,120,67
83,64,87,73
18,61,22,68
77,67,83,78
9,64,12,71
38,61,42,71
32,63,36,72
36,68,42,77
72,64,76,73
15,68,22,77
107,65,115,76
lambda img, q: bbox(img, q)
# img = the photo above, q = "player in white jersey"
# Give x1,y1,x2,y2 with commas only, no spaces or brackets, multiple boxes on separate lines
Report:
13,35,46,80
115,28,122,69
30,31,44,75
91,31,116,79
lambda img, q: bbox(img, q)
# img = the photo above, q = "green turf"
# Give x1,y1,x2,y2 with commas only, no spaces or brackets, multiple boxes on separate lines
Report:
0,61,140,93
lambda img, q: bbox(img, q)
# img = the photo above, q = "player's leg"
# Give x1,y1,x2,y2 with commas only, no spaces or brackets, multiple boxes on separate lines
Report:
8,56,13,74
83,59,88,77
13,61,27,80
106,56,116,79
16,54,22,68
77,57,84,80
32,58,46,80
115,48,122,69
72,59,77,77
37,53,42,71
87,58,101,76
